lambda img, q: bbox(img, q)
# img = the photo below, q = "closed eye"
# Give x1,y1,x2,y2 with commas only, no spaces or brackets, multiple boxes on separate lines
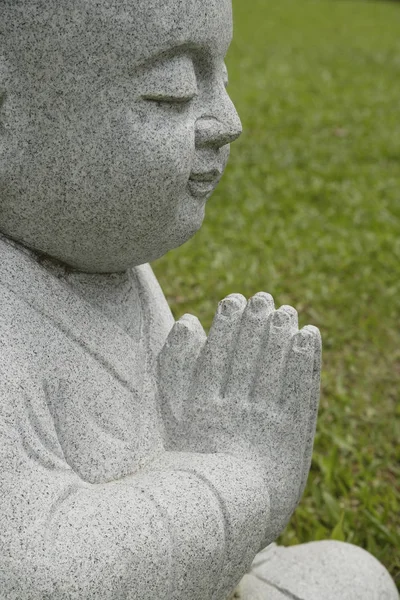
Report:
142,92,197,104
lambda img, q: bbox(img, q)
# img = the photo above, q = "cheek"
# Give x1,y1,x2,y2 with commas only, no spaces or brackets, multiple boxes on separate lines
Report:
122,107,196,192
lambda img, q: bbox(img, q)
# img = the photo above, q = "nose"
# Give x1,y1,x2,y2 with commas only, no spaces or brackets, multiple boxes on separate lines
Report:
195,90,242,149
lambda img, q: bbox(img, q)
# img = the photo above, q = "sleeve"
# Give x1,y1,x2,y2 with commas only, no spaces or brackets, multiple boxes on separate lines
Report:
0,376,270,600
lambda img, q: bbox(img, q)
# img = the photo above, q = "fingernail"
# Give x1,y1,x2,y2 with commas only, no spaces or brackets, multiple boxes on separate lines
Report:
280,305,298,321
179,314,199,329
168,318,191,343
218,294,244,317
248,293,274,313
272,309,290,328
294,330,313,350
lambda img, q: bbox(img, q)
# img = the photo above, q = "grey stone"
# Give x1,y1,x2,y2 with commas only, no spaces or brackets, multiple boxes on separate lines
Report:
158,295,322,547
0,0,240,273
236,542,399,600
0,234,271,598
0,1,397,599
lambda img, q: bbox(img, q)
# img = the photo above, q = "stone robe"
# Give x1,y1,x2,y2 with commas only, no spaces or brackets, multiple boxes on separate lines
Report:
0,237,269,600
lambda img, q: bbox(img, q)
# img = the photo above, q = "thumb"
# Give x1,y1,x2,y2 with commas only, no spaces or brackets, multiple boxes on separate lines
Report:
157,314,206,448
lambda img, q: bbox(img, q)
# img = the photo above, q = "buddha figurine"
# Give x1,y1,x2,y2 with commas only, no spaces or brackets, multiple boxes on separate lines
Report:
0,1,397,599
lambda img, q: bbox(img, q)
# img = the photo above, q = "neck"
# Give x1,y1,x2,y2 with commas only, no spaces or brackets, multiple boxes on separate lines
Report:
48,262,143,341
0,233,143,339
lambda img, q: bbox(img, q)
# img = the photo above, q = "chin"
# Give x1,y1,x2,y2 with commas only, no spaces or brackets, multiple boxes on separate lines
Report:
140,208,206,264
169,206,206,248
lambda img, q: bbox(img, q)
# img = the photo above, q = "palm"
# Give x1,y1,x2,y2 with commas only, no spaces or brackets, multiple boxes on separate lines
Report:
158,292,321,541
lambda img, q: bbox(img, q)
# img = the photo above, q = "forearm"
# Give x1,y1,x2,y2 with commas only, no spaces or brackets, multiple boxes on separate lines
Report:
137,451,271,598
8,452,269,600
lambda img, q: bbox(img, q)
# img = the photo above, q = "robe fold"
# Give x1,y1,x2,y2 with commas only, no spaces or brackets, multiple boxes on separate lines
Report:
0,237,269,600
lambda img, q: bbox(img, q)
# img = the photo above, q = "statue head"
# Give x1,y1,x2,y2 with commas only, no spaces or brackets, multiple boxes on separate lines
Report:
0,0,241,272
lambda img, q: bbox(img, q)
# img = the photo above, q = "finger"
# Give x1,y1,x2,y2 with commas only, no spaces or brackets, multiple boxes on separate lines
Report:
276,327,315,491
281,326,315,414
158,314,206,437
195,294,246,400
252,305,298,405
298,325,322,500
224,292,275,402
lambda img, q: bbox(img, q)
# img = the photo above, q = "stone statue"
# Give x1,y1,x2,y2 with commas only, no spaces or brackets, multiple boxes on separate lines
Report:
0,1,397,598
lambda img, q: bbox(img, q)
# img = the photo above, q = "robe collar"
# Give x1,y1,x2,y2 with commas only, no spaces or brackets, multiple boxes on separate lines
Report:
0,235,144,393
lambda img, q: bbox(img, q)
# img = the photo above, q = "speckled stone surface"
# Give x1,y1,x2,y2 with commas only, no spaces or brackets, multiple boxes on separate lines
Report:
0,1,397,599
236,542,399,600
0,233,321,599
158,294,322,548
0,1,319,597
0,0,240,273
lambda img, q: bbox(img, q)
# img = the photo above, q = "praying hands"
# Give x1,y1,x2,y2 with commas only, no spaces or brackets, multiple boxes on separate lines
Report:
158,292,321,542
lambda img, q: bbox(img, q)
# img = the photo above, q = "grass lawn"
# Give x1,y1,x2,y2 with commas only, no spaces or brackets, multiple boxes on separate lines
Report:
153,0,400,585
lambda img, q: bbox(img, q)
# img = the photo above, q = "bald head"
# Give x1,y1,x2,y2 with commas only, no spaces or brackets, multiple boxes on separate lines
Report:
1,0,232,74
0,0,239,272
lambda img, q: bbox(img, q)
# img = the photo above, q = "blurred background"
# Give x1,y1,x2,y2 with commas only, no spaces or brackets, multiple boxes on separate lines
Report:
153,0,400,585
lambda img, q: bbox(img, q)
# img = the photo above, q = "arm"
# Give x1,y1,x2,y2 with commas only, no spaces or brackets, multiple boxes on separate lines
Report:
3,449,268,599
0,371,269,600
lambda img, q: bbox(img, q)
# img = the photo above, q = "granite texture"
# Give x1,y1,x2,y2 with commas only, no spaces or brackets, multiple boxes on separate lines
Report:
0,1,397,599
0,236,270,599
236,542,399,600
0,0,240,273
158,294,322,545
0,235,320,599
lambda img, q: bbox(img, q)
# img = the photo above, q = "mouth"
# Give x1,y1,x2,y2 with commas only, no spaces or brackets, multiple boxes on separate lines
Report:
188,169,222,199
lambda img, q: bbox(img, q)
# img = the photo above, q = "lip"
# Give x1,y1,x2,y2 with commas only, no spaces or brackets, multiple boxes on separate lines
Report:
188,169,221,198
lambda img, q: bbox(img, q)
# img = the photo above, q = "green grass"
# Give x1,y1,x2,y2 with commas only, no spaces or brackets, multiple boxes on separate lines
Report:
153,0,400,585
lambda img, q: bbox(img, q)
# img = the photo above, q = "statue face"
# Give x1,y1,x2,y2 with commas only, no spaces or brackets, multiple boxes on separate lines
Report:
0,0,241,272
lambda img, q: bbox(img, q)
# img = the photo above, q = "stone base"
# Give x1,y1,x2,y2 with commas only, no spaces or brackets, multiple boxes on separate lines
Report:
235,541,399,600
